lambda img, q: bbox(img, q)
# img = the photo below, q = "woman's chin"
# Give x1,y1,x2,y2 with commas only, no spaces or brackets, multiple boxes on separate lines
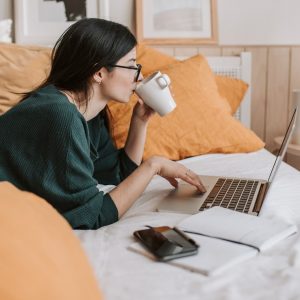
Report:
112,97,130,104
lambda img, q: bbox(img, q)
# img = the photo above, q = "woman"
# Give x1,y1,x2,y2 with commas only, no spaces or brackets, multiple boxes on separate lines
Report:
0,18,205,229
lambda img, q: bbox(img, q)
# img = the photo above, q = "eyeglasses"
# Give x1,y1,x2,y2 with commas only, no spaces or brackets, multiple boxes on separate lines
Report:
108,63,142,82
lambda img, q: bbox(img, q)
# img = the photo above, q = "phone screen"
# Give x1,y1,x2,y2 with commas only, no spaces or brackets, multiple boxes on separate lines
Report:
134,226,199,261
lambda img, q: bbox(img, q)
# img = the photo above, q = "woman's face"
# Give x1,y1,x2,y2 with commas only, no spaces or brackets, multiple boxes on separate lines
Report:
100,47,142,103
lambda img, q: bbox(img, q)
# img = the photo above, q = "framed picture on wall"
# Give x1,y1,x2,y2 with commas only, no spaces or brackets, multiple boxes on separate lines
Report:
135,0,218,45
14,0,110,46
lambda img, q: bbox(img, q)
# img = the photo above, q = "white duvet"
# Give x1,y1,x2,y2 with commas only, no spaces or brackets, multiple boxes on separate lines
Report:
75,149,300,300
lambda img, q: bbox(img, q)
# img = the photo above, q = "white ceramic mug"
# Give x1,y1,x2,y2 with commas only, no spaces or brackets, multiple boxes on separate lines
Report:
135,71,176,116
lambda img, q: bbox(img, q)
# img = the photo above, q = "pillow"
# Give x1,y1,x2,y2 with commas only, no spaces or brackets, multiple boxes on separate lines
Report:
137,43,177,75
0,43,51,114
215,75,249,114
108,55,264,160
0,181,103,300
137,44,248,114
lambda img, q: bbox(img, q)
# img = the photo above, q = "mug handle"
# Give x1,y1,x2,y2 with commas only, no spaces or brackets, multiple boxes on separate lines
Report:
156,74,171,89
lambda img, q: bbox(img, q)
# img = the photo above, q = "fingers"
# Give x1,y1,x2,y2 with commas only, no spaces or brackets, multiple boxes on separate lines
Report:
183,169,207,193
136,98,155,114
164,176,178,188
155,158,206,193
137,98,144,105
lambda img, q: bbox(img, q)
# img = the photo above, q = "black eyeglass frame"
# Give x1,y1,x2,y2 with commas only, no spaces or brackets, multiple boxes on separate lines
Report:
108,64,142,82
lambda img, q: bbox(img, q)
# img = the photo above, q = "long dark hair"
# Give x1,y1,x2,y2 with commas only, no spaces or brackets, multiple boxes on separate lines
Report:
23,18,137,128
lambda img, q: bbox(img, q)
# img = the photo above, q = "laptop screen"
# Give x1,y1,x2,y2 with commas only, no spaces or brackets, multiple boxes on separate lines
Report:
267,107,298,183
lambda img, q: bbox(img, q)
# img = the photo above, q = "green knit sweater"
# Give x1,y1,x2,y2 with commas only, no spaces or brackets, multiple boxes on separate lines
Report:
0,85,138,229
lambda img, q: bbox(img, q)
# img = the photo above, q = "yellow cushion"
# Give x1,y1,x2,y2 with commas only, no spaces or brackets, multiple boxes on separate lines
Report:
108,55,264,160
137,44,177,75
0,181,103,300
0,43,248,116
215,75,249,114
0,43,51,114
137,44,248,115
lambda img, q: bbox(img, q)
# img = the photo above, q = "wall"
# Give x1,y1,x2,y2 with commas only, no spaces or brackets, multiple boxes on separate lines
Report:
0,0,12,21
1,0,300,150
218,0,300,45
2,0,300,46
109,0,136,32
109,0,300,46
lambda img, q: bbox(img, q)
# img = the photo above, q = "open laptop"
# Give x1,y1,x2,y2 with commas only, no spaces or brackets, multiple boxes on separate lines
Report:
157,108,298,216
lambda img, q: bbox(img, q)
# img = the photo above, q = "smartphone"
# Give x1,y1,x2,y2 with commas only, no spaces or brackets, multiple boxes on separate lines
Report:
133,226,199,262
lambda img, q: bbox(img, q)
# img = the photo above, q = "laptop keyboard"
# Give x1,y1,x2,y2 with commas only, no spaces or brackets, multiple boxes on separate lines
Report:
199,178,259,213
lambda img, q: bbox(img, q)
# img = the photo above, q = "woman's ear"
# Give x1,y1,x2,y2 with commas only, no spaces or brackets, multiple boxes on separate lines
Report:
93,71,102,84
93,67,109,84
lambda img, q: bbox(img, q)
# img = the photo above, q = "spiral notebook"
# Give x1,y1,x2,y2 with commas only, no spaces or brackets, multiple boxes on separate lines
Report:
129,207,297,276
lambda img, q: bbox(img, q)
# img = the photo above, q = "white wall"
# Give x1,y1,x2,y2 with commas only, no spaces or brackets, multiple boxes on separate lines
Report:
217,0,300,45
111,0,300,46
0,0,12,21
1,0,300,45
109,0,135,32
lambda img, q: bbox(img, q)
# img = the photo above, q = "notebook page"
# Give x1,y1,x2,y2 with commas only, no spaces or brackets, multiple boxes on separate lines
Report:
177,207,297,251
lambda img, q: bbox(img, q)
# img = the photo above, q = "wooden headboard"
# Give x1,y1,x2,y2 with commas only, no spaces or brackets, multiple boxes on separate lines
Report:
176,52,252,128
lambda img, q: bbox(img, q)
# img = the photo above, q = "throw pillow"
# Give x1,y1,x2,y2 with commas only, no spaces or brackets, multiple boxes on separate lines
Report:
108,55,264,160
0,181,103,300
137,43,177,75
0,43,51,114
215,75,249,114
137,44,248,114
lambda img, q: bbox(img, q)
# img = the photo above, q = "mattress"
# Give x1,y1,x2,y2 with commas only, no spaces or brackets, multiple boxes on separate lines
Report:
75,149,300,300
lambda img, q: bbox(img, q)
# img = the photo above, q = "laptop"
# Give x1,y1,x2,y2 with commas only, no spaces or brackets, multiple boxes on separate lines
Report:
157,108,298,216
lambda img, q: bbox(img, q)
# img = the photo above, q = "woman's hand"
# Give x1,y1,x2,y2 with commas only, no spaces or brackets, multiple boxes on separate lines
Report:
109,155,206,217
146,156,207,193
132,98,155,123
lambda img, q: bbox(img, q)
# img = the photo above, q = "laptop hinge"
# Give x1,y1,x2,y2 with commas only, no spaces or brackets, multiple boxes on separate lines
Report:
253,183,269,213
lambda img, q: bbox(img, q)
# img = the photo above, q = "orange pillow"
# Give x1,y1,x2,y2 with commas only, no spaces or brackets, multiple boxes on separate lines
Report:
215,75,249,114
0,181,103,300
108,55,264,160
136,44,248,114
137,43,177,75
0,43,247,116
0,43,51,114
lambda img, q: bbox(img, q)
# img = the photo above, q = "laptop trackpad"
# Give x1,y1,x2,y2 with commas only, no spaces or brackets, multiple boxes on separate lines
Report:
168,174,217,200
158,185,207,214
168,184,207,199
157,176,218,214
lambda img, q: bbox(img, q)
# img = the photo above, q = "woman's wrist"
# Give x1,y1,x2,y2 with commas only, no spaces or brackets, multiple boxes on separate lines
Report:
131,113,150,127
144,156,161,175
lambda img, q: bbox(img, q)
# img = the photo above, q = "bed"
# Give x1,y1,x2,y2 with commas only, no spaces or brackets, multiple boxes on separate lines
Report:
75,53,300,300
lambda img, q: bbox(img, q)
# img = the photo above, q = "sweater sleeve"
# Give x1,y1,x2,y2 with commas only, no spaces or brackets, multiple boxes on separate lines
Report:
91,117,138,185
59,115,119,229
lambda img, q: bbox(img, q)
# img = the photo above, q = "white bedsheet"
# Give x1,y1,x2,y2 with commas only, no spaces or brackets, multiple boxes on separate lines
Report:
75,149,300,300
